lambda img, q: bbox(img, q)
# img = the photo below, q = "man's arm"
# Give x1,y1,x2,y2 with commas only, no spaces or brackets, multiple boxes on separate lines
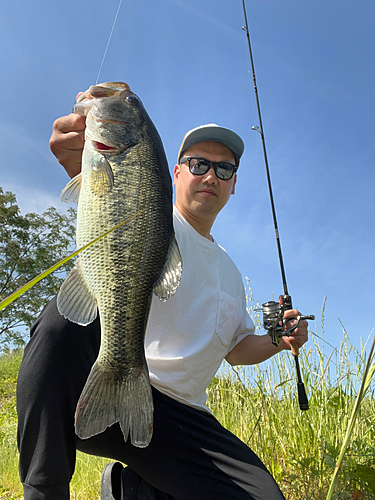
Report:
49,113,86,178
225,307,309,366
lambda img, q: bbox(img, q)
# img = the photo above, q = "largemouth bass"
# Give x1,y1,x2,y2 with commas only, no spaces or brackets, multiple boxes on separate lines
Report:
57,82,182,448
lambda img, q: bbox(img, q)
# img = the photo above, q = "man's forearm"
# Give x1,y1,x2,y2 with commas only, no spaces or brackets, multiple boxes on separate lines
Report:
225,334,283,366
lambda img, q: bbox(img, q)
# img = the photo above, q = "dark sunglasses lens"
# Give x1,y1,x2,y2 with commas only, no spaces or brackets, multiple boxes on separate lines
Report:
189,159,210,175
186,158,235,180
215,163,235,180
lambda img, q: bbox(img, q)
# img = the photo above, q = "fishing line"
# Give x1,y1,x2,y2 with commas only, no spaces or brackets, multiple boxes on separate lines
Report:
95,0,123,84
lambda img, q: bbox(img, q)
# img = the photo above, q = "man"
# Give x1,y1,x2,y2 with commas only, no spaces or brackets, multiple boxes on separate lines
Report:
17,108,308,500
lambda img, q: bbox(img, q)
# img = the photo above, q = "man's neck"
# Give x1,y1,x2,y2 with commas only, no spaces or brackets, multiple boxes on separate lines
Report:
174,204,215,240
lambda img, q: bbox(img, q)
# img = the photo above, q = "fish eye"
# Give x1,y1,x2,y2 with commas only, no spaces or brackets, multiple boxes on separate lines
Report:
125,94,139,104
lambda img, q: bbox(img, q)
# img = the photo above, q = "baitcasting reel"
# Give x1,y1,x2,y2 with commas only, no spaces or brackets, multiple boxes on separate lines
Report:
261,300,315,348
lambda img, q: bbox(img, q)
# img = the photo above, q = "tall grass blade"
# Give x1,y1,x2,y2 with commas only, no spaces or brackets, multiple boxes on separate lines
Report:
0,210,145,312
325,332,375,500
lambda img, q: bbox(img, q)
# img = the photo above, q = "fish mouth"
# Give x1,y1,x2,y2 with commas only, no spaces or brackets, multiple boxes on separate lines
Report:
94,118,129,126
91,140,131,155
92,141,118,151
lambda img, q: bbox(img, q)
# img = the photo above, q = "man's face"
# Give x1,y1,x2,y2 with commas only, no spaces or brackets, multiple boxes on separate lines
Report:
173,141,237,223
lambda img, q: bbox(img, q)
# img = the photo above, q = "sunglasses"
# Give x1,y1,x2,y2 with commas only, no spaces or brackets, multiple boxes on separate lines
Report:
179,156,238,181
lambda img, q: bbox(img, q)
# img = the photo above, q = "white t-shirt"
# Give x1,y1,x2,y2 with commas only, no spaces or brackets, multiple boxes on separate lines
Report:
145,207,255,412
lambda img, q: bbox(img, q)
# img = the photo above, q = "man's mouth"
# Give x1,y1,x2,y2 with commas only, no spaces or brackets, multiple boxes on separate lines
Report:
198,188,217,196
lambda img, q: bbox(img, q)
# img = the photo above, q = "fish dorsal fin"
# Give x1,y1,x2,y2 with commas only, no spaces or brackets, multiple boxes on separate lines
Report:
153,234,182,302
89,155,114,196
57,258,97,325
60,173,82,203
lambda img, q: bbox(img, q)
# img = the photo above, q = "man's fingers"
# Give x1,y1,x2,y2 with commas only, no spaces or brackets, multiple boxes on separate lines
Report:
50,129,85,154
49,113,86,178
52,113,86,134
54,151,84,179
283,308,299,319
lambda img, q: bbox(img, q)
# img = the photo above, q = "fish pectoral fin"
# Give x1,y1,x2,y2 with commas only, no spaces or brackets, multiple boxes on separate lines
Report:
75,363,154,448
60,173,82,203
57,258,97,325
153,234,183,302
89,155,114,196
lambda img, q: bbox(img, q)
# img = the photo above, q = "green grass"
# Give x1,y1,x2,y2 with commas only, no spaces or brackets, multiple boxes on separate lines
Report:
1,315,374,499
0,350,22,500
209,332,375,500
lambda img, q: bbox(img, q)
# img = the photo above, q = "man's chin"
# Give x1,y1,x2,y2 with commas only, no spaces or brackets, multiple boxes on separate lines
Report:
191,200,220,216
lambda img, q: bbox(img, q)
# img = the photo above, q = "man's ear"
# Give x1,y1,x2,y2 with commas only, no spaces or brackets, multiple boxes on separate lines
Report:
231,173,237,195
173,164,181,186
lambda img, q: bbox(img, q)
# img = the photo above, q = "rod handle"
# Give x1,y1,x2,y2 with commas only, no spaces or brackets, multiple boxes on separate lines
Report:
284,294,309,410
290,341,299,357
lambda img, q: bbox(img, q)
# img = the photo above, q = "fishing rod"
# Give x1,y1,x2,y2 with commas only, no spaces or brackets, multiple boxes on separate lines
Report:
241,0,315,411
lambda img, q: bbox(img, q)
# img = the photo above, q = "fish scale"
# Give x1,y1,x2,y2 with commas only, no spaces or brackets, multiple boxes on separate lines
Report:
58,82,182,447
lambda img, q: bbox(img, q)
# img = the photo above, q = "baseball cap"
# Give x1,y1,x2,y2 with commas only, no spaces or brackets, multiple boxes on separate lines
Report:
177,124,244,166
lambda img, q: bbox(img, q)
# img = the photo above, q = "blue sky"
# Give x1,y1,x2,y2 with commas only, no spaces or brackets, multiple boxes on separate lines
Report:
1,0,374,354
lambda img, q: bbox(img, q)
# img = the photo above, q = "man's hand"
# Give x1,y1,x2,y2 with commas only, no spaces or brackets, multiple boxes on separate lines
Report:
277,295,309,354
225,294,309,366
49,112,86,179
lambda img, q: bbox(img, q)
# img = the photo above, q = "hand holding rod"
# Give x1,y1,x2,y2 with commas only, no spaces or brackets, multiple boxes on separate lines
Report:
282,295,314,356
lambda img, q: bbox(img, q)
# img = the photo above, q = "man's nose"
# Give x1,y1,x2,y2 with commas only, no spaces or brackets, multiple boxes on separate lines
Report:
202,166,218,183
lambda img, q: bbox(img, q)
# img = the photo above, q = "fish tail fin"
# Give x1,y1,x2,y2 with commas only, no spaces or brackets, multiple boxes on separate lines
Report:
118,368,154,448
75,363,153,448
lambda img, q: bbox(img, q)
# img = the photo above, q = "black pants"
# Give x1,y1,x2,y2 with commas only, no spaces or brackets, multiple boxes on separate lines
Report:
17,297,286,500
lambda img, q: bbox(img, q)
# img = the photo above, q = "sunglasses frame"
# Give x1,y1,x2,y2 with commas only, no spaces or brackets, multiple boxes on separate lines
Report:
179,156,238,181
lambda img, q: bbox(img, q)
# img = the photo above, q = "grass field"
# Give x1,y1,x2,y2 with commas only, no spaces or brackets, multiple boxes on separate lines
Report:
1,315,374,499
